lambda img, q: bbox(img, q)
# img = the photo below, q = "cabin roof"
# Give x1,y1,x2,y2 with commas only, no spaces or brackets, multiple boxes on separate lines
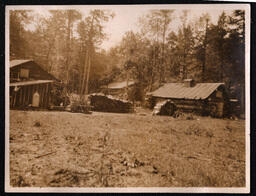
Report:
105,81,135,89
149,83,225,100
10,80,54,87
10,59,59,81
10,59,33,68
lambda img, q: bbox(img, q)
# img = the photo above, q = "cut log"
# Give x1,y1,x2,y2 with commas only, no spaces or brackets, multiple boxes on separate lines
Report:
153,100,176,116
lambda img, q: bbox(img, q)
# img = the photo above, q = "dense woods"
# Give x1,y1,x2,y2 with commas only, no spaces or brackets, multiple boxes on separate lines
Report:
10,9,245,100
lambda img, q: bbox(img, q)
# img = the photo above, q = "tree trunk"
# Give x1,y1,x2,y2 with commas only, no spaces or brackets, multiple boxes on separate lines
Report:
161,16,167,83
202,19,209,82
85,53,91,95
64,11,72,105
80,15,95,100
80,49,89,97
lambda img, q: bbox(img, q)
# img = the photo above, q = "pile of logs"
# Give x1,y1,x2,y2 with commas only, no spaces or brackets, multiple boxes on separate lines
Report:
70,103,92,114
89,93,133,113
152,100,176,116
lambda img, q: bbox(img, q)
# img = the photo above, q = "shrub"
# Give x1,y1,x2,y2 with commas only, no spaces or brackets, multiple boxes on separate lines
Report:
34,121,41,127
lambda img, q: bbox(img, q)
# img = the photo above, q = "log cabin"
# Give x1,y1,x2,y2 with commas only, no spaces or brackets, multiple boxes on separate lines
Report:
9,60,58,109
147,79,230,117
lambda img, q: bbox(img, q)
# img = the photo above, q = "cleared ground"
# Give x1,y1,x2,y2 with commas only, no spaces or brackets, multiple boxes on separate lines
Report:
9,110,245,187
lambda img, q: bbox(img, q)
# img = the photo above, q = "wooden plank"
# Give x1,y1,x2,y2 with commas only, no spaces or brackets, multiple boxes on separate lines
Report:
41,84,44,108
10,88,13,108
23,86,27,105
19,87,23,107
41,84,46,108
39,84,43,108
46,83,50,108
11,87,16,108
30,85,34,104
27,86,31,105
45,83,49,108
40,84,43,108
37,84,40,107
43,84,48,108
48,83,51,107
13,92,17,108
21,86,24,106
41,84,45,108
38,84,42,107
37,84,41,107
26,85,31,105
23,86,27,106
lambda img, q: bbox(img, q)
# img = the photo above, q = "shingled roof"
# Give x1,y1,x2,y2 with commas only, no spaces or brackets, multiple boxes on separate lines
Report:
149,83,225,100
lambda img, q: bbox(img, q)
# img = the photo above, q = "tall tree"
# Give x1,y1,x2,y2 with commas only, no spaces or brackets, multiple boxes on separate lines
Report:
226,10,245,112
193,13,211,82
206,12,228,82
77,10,114,97
139,9,174,83
10,10,32,59
63,10,82,104
226,10,245,85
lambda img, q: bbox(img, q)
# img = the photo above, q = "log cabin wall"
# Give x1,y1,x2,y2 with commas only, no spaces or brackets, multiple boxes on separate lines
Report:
10,60,58,109
151,86,228,117
10,83,52,109
153,97,206,113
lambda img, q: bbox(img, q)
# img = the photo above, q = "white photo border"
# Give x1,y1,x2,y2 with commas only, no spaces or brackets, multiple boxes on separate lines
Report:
5,4,251,193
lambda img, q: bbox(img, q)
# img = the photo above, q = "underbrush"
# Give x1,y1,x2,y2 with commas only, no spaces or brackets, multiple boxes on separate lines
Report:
185,123,214,138
9,110,245,187
173,111,199,120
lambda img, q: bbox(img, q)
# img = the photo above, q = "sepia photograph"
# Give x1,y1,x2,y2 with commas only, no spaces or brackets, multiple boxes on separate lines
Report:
5,4,250,193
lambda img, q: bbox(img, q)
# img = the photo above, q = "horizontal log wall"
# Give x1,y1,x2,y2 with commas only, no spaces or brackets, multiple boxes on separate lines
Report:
153,96,225,117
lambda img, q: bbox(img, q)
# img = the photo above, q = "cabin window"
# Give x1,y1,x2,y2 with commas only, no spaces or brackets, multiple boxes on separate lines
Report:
216,91,222,98
20,68,29,78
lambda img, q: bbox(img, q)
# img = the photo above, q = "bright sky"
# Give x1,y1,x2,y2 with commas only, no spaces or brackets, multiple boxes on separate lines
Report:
11,4,244,51
100,7,230,50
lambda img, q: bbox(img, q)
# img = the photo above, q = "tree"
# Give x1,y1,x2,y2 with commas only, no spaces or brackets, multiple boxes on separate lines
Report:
193,13,211,82
139,9,175,83
226,10,245,86
25,10,67,74
206,11,228,82
10,10,32,59
77,10,115,97
62,10,82,104
166,11,195,81
226,10,245,112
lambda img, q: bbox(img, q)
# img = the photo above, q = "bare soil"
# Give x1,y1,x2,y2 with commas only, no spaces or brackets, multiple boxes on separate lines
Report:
9,109,245,187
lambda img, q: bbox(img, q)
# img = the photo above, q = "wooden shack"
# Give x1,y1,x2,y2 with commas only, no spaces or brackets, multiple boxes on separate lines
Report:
147,79,229,117
9,60,58,109
101,80,135,96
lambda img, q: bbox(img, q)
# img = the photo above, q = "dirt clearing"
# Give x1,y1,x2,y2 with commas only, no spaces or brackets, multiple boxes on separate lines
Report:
9,110,245,187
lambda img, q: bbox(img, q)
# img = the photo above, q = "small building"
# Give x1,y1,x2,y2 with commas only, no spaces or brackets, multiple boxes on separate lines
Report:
147,79,229,117
9,60,58,109
101,80,135,96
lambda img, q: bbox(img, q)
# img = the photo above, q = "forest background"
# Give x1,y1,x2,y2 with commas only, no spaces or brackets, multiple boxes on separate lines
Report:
9,8,245,102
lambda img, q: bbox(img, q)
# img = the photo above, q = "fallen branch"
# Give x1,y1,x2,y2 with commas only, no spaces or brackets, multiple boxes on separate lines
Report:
184,156,211,162
35,151,56,159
